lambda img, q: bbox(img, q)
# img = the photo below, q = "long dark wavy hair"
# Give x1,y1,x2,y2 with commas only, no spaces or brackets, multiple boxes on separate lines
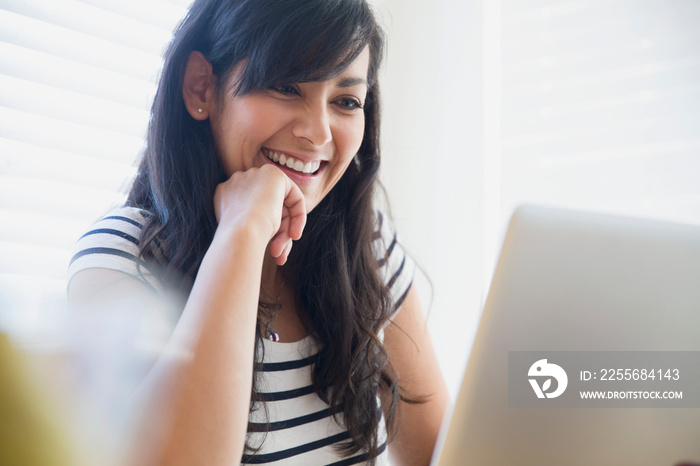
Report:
127,0,415,462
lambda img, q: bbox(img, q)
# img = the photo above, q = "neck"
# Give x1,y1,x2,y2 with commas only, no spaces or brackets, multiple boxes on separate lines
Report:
261,251,284,295
260,249,308,342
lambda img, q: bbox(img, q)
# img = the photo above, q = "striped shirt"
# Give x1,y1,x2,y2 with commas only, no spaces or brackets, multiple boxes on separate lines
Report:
68,206,414,465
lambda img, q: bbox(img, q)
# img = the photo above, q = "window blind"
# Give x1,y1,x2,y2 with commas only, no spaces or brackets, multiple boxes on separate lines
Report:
484,0,700,275
500,0,700,221
0,0,187,330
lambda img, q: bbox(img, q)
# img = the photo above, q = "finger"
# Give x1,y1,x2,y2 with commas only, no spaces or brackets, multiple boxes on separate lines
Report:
275,237,294,266
282,177,307,240
269,233,291,259
277,211,290,242
268,206,291,257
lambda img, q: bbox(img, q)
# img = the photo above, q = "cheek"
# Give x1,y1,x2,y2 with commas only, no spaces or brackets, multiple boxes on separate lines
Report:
212,98,281,174
337,117,366,163
352,119,366,154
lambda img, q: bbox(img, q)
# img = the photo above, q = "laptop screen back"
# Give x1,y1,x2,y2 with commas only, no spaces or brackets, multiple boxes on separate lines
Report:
432,206,700,466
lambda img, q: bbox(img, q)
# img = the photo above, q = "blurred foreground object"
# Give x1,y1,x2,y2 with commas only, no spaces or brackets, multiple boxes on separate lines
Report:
0,332,74,466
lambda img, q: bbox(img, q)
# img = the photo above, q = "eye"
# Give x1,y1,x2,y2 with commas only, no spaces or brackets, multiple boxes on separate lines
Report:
269,84,299,95
334,97,364,111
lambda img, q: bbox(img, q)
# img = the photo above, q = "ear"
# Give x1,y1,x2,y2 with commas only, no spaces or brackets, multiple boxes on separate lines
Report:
182,51,216,120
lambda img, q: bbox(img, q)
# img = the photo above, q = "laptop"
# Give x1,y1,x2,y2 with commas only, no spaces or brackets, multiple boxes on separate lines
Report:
431,205,700,466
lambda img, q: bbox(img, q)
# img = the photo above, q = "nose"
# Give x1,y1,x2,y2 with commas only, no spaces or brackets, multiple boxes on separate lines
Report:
292,103,332,147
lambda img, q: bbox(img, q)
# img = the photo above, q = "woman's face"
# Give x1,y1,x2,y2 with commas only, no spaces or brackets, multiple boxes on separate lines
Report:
209,47,370,212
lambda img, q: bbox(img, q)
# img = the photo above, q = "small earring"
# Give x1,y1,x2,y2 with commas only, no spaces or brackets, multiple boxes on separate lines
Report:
197,108,203,113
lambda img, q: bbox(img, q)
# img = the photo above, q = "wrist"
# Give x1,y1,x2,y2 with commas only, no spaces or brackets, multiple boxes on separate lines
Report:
212,220,271,254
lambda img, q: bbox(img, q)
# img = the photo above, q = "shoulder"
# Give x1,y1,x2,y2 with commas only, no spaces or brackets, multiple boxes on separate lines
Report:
372,209,415,315
67,206,161,292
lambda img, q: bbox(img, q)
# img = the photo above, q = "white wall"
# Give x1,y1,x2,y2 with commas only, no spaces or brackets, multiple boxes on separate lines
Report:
374,0,700,399
373,0,486,397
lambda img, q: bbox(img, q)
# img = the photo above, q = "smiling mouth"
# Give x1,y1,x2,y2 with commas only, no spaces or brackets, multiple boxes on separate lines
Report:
262,149,322,175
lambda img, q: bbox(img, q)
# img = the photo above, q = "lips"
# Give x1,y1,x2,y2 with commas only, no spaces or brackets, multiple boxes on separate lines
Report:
262,148,321,174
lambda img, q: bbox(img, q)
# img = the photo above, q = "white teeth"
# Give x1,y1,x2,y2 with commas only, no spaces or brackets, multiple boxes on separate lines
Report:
263,149,321,174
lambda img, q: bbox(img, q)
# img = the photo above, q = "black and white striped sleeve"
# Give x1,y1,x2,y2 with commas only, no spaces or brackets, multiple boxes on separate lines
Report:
67,207,162,292
373,210,415,318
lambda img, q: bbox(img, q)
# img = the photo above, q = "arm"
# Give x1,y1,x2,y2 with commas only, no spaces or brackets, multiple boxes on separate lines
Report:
150,224,269,465
69,227,268,465
69,165,305,466
383,286,450,466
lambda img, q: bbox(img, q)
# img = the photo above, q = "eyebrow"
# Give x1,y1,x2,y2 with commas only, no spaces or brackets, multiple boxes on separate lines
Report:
337,77,368,88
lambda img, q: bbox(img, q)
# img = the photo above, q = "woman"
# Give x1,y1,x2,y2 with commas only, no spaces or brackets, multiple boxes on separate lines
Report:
68,0,448,464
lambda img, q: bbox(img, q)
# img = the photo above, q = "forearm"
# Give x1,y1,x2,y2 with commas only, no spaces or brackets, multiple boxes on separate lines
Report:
143,225,269,465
